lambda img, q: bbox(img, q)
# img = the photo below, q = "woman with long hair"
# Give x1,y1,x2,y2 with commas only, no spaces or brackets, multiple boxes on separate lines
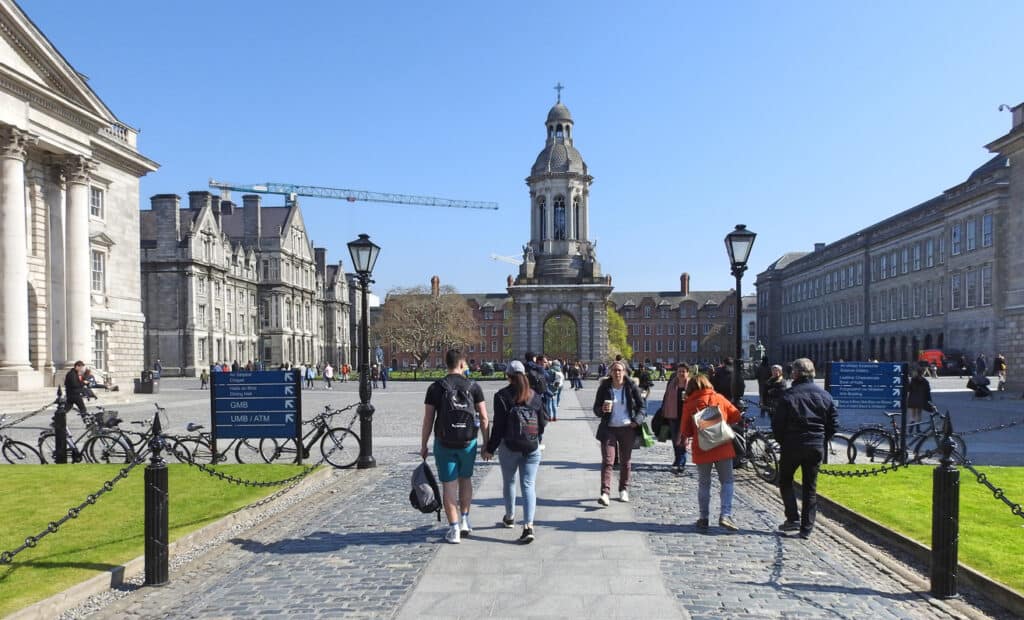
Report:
681,373,742,531
483,360,546,544
592,360,647,506
659,363,690,474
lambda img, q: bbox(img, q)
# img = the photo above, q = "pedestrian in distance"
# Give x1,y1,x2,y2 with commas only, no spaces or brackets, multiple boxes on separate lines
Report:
772,358,838,539
906,367,932,432
420,349,489,544
482,360,545,544
762,365,788,418
323,363,334,389
592,360,646,506
994,353,1007,391
681,373,742,531
976,353,988,377
199,367,209,390
659,363,690,474
371,364,380,388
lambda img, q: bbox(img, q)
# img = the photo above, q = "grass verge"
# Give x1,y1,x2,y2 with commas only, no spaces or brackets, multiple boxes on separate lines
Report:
815,464,1024,592
0,463,310,616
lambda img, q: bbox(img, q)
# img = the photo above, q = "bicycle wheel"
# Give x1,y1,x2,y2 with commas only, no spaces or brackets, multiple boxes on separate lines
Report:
37,431,80,464
3,439,44,464
85,434,133,464
321,427,360,469
234,438,263,463
847,428,895,464
258,437,296,463
911,433,967,465
176,437,214,463
746,435,778,484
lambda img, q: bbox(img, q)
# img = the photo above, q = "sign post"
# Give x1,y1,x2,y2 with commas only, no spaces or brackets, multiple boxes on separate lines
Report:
210,370,302,463
826,362,909,459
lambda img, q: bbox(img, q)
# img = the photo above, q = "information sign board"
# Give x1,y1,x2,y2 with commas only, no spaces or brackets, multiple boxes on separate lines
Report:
826,362,904,410
210,370,302,440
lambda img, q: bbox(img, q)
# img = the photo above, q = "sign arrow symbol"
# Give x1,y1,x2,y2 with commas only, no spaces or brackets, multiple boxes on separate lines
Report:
285,400,295,409
286,413,294,424
285,385,294,395
284,372,292,382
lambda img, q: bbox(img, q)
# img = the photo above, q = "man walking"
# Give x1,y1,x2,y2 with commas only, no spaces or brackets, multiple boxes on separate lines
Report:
421,349,489,544
64,361,88,415
772,358,838,539
323,362,334,389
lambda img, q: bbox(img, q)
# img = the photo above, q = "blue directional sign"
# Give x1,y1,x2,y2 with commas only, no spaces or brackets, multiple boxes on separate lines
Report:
826,362,905,410
211,370,302,440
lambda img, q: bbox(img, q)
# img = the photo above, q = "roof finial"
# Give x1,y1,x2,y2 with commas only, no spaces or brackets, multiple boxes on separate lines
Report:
554,82,564,103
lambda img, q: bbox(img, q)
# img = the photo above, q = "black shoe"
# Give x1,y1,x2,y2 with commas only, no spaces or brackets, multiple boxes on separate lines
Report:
502,515,515,528
695,518,709,531
799,528,813,539
519,526,535,544
779,521,801,532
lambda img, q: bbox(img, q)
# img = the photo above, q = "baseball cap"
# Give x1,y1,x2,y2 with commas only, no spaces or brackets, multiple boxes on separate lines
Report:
507,360,526,375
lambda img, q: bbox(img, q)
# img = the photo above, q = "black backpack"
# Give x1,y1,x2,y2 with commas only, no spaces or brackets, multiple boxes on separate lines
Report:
409,460,442,521
434,376,478,448
504,397,541,453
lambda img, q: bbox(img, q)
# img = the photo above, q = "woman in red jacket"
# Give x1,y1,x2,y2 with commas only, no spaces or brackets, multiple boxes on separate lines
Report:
681,373,742,531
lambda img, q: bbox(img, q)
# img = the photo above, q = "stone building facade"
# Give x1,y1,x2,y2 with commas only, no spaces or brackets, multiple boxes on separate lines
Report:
140,192,350,375
0,0,158,391
756,103,1024,393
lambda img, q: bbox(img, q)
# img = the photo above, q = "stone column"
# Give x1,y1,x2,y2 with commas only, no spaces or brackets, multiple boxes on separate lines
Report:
62,155,95,367
0,126,39,389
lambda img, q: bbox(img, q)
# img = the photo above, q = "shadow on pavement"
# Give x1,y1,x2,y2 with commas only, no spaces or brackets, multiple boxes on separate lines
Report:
228,527,436,554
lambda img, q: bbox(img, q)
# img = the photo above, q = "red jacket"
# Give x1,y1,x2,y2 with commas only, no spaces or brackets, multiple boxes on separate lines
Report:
681,388,741,464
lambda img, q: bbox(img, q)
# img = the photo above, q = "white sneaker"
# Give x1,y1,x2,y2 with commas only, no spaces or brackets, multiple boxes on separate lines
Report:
459,516,472,537
598,493,610,506
445,525,461,544
620,490,630,503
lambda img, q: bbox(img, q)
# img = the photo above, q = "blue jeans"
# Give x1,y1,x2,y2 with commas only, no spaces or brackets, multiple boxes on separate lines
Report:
696,458,734,519
546,394,557,420
668,418,687,467
498,444,541,525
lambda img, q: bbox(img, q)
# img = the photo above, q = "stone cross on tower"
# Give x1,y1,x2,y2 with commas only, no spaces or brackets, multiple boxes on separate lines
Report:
554,82,564,103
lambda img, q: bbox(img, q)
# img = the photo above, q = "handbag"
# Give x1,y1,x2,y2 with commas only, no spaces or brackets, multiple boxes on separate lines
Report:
693,404,735,451
633,422,656,449
650,407,666,440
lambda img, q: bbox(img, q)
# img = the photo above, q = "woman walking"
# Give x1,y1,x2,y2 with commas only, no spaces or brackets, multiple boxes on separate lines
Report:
906,367,932,431
659,363,690,474
592,360,647,506
681,374,742,531
482,360,546,544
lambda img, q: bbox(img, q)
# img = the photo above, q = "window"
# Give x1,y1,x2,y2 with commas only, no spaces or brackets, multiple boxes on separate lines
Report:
644,325,651,336
643,306,652,318
90,187,104,218
901,248,909,274
491,326,498,336
553,195,566,240
656,324,663,336
656,341,663,352
926,282,935,316
981,264,992,305
667,339,674,352
950,273,962,310
880,255,887,280
93,330,106,370
198,277,206,295
951,223,961,255
982,213,993,247
91,250,105,292
966,217,976,251
668,325,674,336
890,251,897,277
938,236,945,264
537,197,547,239
925,239,934,268
702,323,711,335
214,308,222,329
483,309,493,320
912,244,921,271
198,304,207,327
198,337,206,360
690,340,698,353
965,269,977,308
492,340,498,353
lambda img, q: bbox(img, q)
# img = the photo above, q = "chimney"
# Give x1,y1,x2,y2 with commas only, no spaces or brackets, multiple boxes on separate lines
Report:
680,272,691,296
242,194,262,242
431,275,440,297
314,247,327,275
151,194,181,248
220,199,234,215
1012,103,1024,130
814,242,826,252
188,190,212,211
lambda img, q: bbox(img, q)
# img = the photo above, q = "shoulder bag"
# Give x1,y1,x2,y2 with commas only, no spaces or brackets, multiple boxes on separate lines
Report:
692,403,735,451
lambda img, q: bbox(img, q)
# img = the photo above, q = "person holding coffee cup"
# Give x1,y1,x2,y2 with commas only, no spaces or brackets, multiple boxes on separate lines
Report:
592,360,647,506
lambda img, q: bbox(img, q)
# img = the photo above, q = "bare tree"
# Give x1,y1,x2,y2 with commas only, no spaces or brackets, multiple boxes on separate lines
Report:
373,285,478,374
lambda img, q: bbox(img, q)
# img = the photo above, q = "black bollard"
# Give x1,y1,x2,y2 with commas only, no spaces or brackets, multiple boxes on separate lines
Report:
356,401,376,469
144,412,169,586
930,416,959,598
54,388,68,464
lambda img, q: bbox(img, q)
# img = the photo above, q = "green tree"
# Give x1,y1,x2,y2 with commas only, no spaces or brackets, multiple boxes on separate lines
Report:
606,306,632,361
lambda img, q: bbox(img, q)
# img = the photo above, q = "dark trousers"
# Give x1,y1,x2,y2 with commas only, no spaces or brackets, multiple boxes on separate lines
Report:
778,444,823,530
668,417,687,467
67,394,87,415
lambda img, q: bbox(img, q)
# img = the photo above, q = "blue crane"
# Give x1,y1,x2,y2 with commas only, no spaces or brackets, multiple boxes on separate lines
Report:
208,179,498,211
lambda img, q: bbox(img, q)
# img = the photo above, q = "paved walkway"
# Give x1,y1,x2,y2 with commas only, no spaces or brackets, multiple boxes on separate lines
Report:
62,384,1006,619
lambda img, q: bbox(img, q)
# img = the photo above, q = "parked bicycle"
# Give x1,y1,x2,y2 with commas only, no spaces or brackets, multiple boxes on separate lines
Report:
169,402,262,464
734,410,779,484
258,403,361,468
846,410,967,465
38,405,126,464
0,415,43,464
83,405,192,464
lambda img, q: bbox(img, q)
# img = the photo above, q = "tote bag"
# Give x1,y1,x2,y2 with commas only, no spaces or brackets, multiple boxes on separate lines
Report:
692,404,735,451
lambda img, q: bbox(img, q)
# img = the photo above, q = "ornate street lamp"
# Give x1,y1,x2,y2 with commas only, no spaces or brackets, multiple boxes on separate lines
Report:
347,233,380,469
725,224,757,404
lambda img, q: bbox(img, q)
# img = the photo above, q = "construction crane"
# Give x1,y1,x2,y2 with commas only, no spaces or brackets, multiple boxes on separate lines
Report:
490,253,522,265
209,179,498,211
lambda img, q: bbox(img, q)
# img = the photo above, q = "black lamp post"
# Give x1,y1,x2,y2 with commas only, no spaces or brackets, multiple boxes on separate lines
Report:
347,233,380,469
725,224,757,404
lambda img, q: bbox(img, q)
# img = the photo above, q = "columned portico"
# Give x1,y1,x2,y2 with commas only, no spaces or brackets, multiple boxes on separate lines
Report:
62,155,95,367
0,126,40,389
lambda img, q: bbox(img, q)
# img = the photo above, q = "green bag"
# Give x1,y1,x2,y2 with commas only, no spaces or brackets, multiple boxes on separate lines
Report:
635,422,656,448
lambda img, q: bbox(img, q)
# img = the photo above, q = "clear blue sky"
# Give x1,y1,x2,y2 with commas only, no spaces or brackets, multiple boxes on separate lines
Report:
23,1,1024,296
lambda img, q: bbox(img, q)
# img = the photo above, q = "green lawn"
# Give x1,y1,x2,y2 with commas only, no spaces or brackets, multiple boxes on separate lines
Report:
815,465,1024,592
0,464,310,616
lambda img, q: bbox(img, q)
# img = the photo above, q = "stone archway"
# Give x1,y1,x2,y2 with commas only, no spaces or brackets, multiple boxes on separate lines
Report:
543,312,579,360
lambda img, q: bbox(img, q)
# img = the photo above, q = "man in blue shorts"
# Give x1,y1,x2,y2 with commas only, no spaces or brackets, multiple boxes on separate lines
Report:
421,349,489,544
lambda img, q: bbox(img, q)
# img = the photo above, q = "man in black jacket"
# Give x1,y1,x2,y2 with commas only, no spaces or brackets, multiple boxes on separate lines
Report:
771,358,837,538
64,361,88,415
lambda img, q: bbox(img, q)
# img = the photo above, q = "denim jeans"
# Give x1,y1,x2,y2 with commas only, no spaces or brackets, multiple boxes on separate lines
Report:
546,394,557,420
696,458,734,519
498,443,542,525
668,417,687,467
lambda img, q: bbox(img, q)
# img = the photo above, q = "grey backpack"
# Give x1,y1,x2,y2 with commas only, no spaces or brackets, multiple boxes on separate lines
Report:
410,460,442,521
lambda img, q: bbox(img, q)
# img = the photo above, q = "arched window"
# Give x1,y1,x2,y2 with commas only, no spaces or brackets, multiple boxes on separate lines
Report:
572,196,580,239
553,196,566,240
555,124,564,141
537,197,547,240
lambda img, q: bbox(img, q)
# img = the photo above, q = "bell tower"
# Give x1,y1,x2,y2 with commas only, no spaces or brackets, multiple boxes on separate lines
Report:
507,93,612,364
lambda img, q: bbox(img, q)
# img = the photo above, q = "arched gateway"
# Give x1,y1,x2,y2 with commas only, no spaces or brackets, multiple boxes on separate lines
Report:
507,97,612,365
543,312,579,360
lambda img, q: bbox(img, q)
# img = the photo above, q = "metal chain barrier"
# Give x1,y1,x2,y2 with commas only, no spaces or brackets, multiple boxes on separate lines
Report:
818,459,915,478
303,402,358,426
166,443,320,487
0,451,148,565
956,415,1024,437
0,399,60,430
957,456,1024,521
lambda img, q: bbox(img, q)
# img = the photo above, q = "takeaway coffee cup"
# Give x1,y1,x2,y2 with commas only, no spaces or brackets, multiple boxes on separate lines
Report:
603,399,614,413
